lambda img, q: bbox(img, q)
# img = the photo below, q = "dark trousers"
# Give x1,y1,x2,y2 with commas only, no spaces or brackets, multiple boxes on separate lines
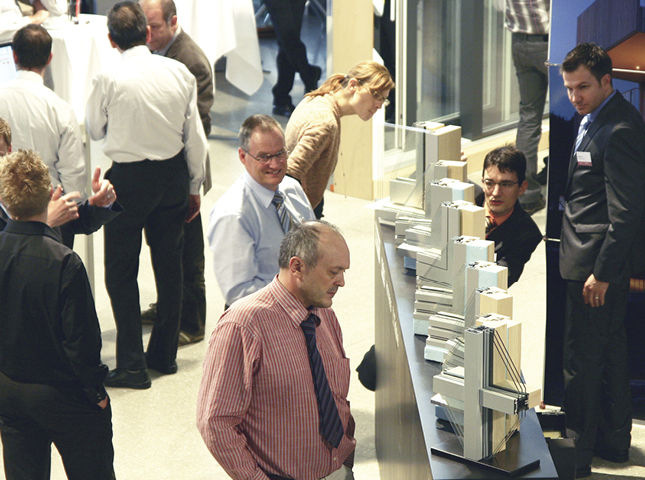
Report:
104,157,188,370
563,279,632,467
264,0,318,106
145,212,206,336
0,371,115,480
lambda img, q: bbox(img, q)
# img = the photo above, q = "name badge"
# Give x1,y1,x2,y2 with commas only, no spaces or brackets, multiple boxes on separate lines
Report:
576,151,592,166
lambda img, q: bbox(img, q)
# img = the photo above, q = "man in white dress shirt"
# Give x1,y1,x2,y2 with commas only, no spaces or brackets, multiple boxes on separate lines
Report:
0,24,120,247
86,0,207,389
208,114,314,307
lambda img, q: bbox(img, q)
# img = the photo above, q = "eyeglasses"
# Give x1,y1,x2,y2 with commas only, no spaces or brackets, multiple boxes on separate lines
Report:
369,89,390,108
243,148,289,163
482,178,519,190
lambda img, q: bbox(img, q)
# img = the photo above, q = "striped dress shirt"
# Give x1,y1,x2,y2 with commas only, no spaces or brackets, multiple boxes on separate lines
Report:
197,277,355,480
504,0,550,35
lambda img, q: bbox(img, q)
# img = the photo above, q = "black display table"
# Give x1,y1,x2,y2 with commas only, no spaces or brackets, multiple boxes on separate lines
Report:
374,221,558,479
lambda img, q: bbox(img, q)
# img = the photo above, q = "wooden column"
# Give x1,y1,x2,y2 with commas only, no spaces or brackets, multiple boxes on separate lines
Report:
329,0,374,200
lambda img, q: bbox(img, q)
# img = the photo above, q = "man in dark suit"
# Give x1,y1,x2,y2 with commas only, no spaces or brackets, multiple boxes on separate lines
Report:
140,0,213,346
559,42,645,477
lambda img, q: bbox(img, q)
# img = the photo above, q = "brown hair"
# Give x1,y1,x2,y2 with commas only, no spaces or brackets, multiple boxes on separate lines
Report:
306,61,394,98
0,150,51,219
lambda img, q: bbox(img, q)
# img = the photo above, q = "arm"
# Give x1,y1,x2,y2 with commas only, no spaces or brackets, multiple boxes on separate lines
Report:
183,77,207,195
85,75,109,141
208,213,270,306
56,112,88,199
59,255,109,405
189,56,214,136
594,124,645,283
286,122,334,180
196,321,269,480
46,186,80,228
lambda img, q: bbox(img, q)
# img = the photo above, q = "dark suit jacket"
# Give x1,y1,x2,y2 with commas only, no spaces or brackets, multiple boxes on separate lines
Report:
166,30,214,136
165,29,214,193
476,193,542,286
559,92,645,282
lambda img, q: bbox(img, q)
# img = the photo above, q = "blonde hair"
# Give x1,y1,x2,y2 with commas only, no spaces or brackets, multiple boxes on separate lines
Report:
0,150,51,219
0,117,11,147
306,60,394,98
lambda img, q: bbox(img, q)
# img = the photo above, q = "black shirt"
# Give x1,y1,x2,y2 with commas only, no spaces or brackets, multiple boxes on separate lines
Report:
476,193,543,287
0,220,107,403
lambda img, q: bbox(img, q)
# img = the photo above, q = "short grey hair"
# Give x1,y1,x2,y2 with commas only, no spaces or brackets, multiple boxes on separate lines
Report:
278,221,341,268
238,114,284,151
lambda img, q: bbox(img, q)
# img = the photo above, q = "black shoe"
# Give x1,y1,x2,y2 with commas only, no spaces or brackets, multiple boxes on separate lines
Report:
521,196,546,215
145,355,178,375
141,303,157,325
535,166,548,185
104,368,151,389
178,330,204,347
272,103,295,118
594,447,629,463
575,465,591,478
305,65,322,93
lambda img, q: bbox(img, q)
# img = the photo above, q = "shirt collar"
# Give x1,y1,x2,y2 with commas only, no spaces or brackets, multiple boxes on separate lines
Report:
3,219,62,243
154,25,181,56
16,69,44,85
586,89,616,125
243,170,280,208
269,276,323,328
121,44,152,59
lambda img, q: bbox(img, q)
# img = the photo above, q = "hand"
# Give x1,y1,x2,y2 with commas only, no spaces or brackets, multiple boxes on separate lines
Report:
97,396,109,409
460,151,468,162
30,9,49,24
47,186,80,227
88,167,117,207
582,273,609,308
186,194,200,223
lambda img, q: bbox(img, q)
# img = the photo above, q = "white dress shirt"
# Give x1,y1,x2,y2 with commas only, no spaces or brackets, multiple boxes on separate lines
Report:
207,171,315,306
0,70,87,197
85,45,206,194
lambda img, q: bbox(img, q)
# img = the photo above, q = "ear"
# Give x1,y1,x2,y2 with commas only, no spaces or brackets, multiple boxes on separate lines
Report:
146,25,151,44
45,52,52,66
600,73,612,91
518,180,528,196
289,256,305,277
107,33,118,49
238,147,248,165
170,15,178,28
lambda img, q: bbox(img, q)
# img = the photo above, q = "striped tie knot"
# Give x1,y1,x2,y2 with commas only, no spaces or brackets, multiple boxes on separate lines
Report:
300,312,344,448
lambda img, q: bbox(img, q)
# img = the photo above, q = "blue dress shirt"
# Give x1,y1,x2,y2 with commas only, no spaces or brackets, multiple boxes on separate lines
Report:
207,171,315,305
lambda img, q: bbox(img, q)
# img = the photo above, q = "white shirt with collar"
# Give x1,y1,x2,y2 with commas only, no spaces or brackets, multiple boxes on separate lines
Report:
85,44,206,194
0,69,87,197
207,171,315,306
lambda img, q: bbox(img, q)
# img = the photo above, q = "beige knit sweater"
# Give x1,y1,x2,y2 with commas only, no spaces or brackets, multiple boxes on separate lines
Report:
285,94,341,210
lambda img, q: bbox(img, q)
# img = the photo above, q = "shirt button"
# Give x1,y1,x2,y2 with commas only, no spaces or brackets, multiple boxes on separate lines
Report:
333,457,337,462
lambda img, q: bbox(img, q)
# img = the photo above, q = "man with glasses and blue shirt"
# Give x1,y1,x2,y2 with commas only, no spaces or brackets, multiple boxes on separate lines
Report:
208,114,315,308
476,145,542,287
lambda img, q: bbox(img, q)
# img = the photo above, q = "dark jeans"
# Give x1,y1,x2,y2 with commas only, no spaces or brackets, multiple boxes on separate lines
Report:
104,156,188,370
563,279,632,467
0,371,115,480
264,0,319,106
511,32,548,205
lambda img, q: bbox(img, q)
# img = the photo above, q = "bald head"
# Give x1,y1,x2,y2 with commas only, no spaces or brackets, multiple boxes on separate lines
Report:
140,0,177,51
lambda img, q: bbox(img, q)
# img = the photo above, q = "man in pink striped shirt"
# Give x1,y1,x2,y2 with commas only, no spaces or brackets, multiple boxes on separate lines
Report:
197,221,355,480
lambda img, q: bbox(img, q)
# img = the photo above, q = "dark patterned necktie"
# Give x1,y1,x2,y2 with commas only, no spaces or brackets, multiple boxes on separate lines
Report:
485,215,497,235
272,191,291,233
300,313,344,448
574,115,590,152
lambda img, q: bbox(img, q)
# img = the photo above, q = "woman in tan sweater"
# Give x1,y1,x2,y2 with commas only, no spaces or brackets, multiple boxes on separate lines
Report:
285,61,394,218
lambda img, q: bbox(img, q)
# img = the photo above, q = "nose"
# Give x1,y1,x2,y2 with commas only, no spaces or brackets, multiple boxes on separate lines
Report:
336,272,345,287
491,183,502,195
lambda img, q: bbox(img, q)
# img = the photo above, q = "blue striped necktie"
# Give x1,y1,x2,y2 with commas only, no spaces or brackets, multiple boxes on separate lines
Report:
272,191,291,233
300,313,344,448
574,115,590,152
